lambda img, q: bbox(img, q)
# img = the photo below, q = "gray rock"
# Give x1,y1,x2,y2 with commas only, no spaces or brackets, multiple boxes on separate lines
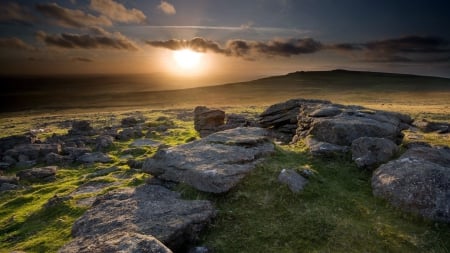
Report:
7,144,61,161
0,135,34,154
400,146,450,167
372,146,450,222
351,137,398,169
95,135,115,151
278,169,308,193
308,106,342,117
188,246,211,253
194,106,225,137
45,152,66,165
77,152,112,164
305,136,349,157
63,147,91,158
143,127,274,193
70,185,215,251
69,120,96,136
130,139,161,147
87,166,119,178
17,166,57,183
121,116,145,127
117,127,143,141
59,231,172,253
413,119,450,133
0,176,18,185
0,183,20,192
0,162,11,170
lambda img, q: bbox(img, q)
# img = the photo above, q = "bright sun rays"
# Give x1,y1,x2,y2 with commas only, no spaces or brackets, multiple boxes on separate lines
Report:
172,49,202,70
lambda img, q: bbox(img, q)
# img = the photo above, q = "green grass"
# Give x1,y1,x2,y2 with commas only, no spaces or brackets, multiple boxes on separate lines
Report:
179,144,450,253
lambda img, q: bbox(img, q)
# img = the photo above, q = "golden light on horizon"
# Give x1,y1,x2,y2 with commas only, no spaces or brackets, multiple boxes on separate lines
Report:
172,49,202,70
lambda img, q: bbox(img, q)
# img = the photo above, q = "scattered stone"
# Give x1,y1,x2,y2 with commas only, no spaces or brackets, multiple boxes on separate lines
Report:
0,135,34,154
188,246,212,253
44,195,73,208
68,185,216,251
351,137,398,169
194,106,225,137
143,127,275,193
69,120,95,136
45,152,66,165
413,119,450,133
0,176,18,185
305,136,349,157
117,127,143,141
121,116,145,127
95,135,115,151
372,146,450,222
130,139,161,147
127,159,144,169
86,166,119,178
0,162,11,170
17,166,57,183
58,231,172,253
62,147,92,159
77,152,113,164
6,144,61,161
0,182,20,192
278,169,308,193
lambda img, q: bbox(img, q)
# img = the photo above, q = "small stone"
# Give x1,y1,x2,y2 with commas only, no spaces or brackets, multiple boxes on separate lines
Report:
278,169,308,193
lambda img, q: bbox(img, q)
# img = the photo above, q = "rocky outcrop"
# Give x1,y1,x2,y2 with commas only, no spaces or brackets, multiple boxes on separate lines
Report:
413,119,449,134
194,106,226,137
16,166,57,183
68,120,96,136
372,146,450,222
0,176,19,192
63,184,215,252
143,127,274,193
351,137,398,169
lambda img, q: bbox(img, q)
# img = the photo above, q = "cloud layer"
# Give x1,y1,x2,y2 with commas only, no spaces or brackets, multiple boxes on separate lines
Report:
0,37,35,51
147,36,450,63
146,37,322,59
158,1,176,15
0,2,36,24
90,0,146,23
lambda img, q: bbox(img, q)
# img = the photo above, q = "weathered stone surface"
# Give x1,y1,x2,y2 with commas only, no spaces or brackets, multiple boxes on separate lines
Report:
117,127,143,141
143,127,274,193
278,169,308,193
6,144,61,161
17,166,57,183
95,135,115,151
130,139,161,147
0,176,18,185
0,183,20,192
69,120,96,136
0,135,34,154
351,137,398,169
305,136,350,156
58,231,172,253
372,146,450,222
62,147,91,158
413,119,450,133
194,106,225,137
45,152,66,165
77,152,112,164
70,185,215,251
121,116,145,127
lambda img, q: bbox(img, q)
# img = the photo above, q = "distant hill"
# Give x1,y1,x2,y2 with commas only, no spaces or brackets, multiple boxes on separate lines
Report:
1,69,449,113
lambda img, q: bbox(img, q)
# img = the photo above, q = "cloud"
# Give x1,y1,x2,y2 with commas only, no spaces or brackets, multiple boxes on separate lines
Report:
157,1,176,15
36,30,138,51
71,57,93,62
146,37,321,59
0,37,35,51
36,3,112,28
90,0,146,23
327,36,450,63
0,2,36,24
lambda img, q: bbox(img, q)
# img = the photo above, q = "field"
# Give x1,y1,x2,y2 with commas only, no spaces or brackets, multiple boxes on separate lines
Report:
0,70,449,252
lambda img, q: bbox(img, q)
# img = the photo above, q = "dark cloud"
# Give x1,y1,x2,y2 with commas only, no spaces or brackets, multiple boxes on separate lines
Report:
90,0,146,23
36,3,112,28
146,37,322,58
0,2,36,25
327,35,450,63
0,37,35,51
71,57,93,62
36,31,138,51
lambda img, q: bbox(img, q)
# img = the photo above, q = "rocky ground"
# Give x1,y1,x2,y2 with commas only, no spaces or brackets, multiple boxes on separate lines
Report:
0,99,449,252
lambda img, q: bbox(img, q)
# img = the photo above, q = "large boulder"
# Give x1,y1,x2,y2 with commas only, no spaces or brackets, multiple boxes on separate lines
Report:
16,166,57,183
58,231,172,253
194,106,225,137
66,184,215,251
372,146,450,222
143,127,274,193
351,137,398,169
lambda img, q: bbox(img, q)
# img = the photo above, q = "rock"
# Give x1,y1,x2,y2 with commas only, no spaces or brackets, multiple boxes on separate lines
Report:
69,120,96,136
0,162,11,170
413,119,450,133
194,106,225,137
45,152,65,165
121,116,145,127
130,139,161,147
0,183,20,192
188,246,212,253
278,169,308,193
62,147,92,159
143,127,274,193
44,195,73,208
0,135,34,154
77,152,113,164
0,176,18,185
295,102,412,146
95,135,115,151
17,166,57,183
87,166,119,178
6,144,61,161
305,136,349,157
2,156,16,166
69,185,215,251
58,231,172,253
308,106,342,117
127,159,143,169
351,137,398,169
372,146,450,222
117,127,143,141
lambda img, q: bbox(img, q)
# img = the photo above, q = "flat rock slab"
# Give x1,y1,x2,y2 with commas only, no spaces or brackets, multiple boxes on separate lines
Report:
372,146,450,223
130,139,161,147
67,185,215,251
143,127,275,193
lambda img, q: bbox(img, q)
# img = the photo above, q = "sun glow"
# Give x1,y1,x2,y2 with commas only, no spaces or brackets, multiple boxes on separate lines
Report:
172,49,202,70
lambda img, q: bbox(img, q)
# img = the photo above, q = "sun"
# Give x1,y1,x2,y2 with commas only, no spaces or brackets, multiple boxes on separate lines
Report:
172,49,202,70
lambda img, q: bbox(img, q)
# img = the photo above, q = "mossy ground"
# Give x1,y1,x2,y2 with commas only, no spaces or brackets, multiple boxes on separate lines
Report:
0,105,449,253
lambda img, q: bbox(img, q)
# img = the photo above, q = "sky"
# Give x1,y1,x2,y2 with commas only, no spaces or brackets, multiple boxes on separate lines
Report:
1,0,450,81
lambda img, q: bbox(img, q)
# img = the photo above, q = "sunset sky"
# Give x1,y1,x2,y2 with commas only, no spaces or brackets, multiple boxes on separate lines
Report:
1,0,450,80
